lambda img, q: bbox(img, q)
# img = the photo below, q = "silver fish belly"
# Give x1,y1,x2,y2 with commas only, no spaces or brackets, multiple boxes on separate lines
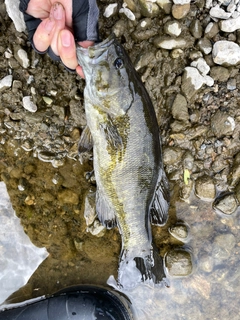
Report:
77,34,169,289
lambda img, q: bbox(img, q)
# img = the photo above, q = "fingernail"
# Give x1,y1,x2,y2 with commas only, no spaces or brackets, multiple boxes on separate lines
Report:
53,3,63,20
61,31,71,47
44,18,55,32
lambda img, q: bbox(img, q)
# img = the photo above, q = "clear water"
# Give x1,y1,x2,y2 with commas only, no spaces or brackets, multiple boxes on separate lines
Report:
0,178,239,319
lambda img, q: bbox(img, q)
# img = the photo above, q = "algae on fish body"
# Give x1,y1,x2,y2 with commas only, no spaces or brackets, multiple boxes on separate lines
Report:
77,34,169,289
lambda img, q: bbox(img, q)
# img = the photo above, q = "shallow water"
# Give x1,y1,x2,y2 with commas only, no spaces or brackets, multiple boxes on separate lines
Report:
0,163,239,319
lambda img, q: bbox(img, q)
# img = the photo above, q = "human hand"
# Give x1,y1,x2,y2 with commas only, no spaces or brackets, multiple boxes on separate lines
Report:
19,0,99,78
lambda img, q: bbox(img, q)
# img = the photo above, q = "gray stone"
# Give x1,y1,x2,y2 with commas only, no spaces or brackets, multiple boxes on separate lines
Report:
210,66,230,82
227,78,237,90
169,223,189,241
103,3,118,18
212,41,240,66
198,254,214,273
156,0,172,14
163,147,184,166
190,19,203,39
220,16,240,32
153,36,187,49
58,189,79,205
211,110,235,138
210,5,232,19
205,22,219,38
171,94,189,121
5,0,26,32
0,75,12,92
22,96,37,113
195,175,216,200
138,0,160,17
213,193,238,215
165,249,193,277
197,38,212,55
164,20,182,37
212,233,236,263
172,3,190,19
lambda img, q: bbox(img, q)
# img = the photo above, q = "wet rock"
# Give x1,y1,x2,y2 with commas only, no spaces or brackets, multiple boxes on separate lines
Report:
213,193,238,215
195,175,216,200
211,110,235,138
197,38,212,55
204,22,219,39
210,66,230,82
0,75,12,91
172,3,190,19
165,249,193,277
169,223,189,242
219,16,240,32
22,96,37,113
198,254,214,273
212,41,240,66
212,233,236,263
189,19,203,39
164,20,182,37
171,93,189,121
58,189,79,205
153,36,187,49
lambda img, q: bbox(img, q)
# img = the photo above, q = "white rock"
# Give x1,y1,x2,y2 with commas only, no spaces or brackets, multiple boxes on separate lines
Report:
173,0,190,3
165,20,182,37
210,5,232,19
204,75,214,86
119,7,135,20
184,67,213,90
0,75,13,91
212,41,240,66
5,0,26,32
154,37,187,49
17,49,30,68
103,3,118,18
190,58,210,75
219,16,240,32
205,0,213,9
22,96,37,113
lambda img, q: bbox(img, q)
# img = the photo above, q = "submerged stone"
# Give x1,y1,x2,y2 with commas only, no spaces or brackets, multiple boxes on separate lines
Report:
165,249,193,277
195,175,216,200
169,223,189,241
213,193,238,215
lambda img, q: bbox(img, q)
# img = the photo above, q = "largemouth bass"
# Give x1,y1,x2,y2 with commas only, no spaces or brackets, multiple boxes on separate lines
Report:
77,34,169,289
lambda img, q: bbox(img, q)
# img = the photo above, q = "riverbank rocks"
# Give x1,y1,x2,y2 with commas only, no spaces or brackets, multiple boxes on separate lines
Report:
165,249,193,277
171,93,189,121
0,75,12,91
211,110,235,138
195,175,216,200
212,41,240,66
220,17,240,32
213,193,238,215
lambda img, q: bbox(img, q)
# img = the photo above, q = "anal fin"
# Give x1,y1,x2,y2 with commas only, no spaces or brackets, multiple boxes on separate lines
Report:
150,169,170,226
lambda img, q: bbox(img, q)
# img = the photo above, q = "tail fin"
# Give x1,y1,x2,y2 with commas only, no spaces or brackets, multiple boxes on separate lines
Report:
115,245,165,289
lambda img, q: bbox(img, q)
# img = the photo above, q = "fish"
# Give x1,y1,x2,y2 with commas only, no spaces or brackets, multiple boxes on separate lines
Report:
77,34,170,289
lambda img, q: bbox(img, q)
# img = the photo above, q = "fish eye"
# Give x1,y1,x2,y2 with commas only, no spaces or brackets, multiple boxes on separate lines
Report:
113,58,124,69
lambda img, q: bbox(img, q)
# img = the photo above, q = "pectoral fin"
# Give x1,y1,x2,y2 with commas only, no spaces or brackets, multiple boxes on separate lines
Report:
150,170,170,226
96,189,117,229
78,126,93,154
99,118,122,150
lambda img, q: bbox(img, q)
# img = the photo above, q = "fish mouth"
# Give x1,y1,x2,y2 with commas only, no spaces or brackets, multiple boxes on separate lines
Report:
77,34,116,63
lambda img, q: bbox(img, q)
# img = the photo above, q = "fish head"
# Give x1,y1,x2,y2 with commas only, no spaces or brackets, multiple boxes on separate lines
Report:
77,34,134,115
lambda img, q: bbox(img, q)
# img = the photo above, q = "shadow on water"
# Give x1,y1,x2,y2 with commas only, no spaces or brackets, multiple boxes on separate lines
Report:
0,150,240,319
